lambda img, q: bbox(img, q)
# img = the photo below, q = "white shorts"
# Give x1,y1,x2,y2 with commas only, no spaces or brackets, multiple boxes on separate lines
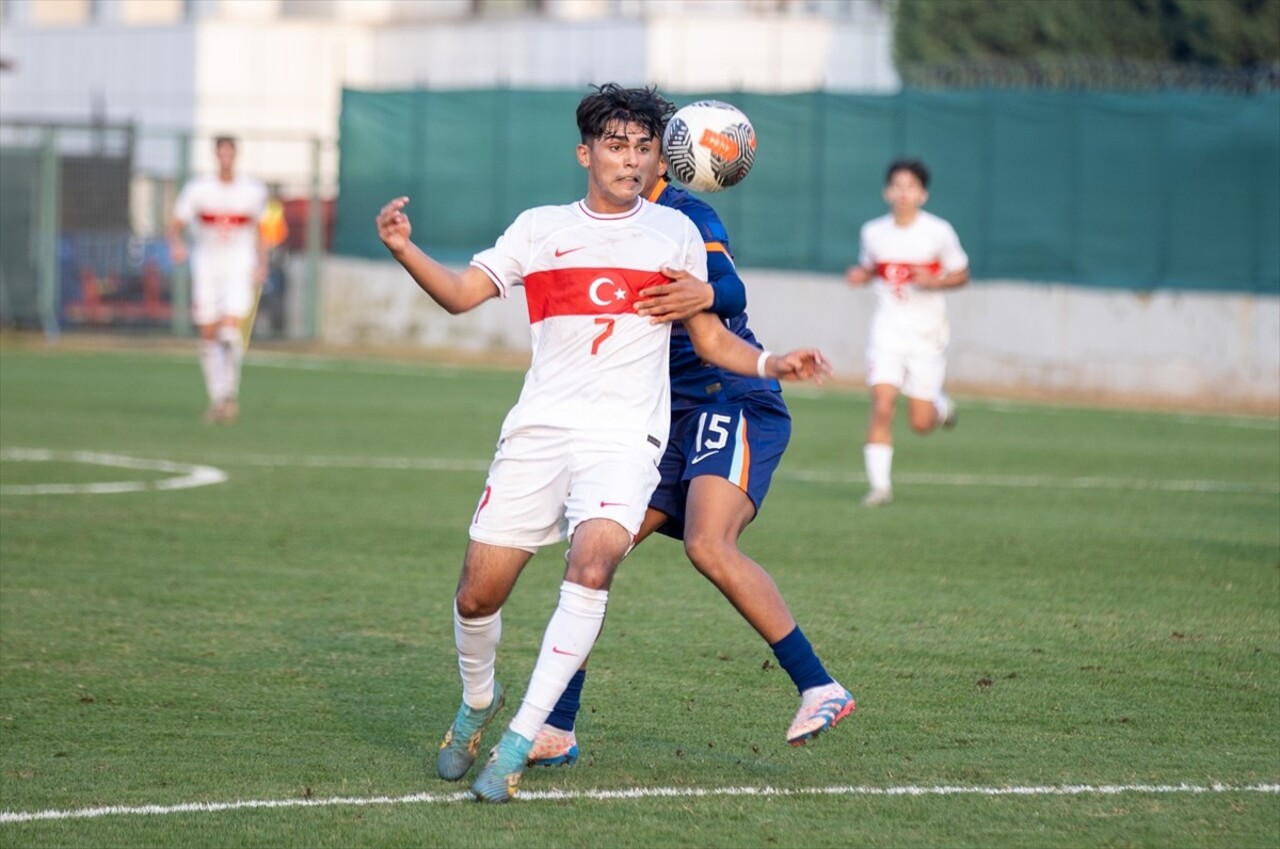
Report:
469,428,662,553
866,345,947,401
191,252,256,326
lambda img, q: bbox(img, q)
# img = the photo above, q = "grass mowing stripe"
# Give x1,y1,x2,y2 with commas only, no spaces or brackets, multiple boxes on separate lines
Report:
4,783,1277,824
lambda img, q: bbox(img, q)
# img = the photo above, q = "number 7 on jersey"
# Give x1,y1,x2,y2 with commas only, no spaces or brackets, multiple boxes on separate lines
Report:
591,317,615,355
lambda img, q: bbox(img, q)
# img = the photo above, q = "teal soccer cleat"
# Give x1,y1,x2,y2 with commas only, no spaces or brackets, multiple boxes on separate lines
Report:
436,683,506,781
472,730,535,803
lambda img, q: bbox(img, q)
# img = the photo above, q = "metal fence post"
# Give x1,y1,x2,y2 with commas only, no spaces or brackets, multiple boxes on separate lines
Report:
304,136,323,341
170,132,192,336
37,128,60,341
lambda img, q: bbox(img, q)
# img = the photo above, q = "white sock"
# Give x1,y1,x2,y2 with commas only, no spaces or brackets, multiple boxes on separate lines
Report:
197,338,226,404
218,325,244,401
864,443,894,493
454,601,501,710
934,393,953,423
508,581,608,741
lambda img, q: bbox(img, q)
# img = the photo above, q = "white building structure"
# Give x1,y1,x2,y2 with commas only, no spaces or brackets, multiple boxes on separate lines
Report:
0,0,898,182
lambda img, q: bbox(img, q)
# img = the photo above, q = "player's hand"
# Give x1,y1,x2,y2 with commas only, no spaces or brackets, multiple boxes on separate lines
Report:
254,261,268,287
636,267,715,323
767,349,833,384
376,197,413,255
169,241,188,265
845,265,872,286
910,266,942,287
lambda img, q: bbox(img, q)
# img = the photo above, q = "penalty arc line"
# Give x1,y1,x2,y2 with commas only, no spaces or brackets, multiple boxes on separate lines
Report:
2,782,1278,823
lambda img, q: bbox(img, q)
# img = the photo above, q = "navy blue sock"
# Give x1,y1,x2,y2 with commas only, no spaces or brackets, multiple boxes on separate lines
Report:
545,668,586,732
770,626,834,695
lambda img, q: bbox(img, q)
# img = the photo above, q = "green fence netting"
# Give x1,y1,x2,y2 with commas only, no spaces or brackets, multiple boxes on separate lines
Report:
336,88,1280,295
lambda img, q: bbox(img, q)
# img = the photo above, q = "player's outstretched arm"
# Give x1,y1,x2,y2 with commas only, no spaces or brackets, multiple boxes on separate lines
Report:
376,197,497,314
684,312,831,383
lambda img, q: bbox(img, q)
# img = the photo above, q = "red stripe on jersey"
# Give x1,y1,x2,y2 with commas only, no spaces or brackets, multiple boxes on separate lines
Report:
524,267,668,323
875,260,942,283
198,212,253,227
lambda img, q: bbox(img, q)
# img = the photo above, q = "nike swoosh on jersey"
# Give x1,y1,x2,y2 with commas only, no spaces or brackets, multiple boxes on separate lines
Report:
599,500,628,508
691,450,721,465
554,246,585,257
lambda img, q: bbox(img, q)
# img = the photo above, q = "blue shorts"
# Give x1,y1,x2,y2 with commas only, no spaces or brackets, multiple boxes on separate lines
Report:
649,391,792,541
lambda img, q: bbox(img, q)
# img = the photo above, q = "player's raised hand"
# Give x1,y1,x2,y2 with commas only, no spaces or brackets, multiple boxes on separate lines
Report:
637,267,715,323
376,197,413,255
767,349,833,384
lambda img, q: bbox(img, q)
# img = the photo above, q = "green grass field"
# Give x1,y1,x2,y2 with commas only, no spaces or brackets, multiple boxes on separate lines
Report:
1,337,1277,848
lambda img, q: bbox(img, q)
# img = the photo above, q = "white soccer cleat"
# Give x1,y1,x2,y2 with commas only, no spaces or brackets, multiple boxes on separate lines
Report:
787,682,856,746
860,488,893,508
935,393,958,430
526,724,579,767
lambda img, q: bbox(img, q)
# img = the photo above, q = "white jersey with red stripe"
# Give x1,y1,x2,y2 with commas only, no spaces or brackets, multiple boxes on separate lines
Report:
858,210,969,352
471,198,708,445
173,174,267,261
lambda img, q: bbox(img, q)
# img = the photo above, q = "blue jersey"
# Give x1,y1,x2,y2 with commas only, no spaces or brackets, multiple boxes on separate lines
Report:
646,177,780,410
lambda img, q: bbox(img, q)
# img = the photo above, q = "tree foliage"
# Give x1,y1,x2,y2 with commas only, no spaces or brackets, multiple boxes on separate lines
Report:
895,0,1280,70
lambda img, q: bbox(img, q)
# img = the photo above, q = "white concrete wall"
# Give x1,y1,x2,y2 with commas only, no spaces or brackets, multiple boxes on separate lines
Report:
317,256,1280,411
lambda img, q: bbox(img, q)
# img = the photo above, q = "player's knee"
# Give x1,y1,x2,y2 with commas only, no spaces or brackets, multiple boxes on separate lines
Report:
564,559,615,591
908,417,934,435
683,533,736,577
454,589,500,619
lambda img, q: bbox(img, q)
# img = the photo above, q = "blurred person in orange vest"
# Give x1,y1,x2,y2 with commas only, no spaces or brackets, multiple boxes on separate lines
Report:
250,189,290,341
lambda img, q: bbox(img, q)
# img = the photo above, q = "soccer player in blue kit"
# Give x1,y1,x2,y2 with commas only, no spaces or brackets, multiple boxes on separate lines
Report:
528,100,856,767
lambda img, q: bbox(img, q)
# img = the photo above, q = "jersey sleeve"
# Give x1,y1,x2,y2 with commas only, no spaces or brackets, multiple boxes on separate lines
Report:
707,252,746,318
470,209,534,300
857,221,874,269
937,220,969,273
682,218,709,282
682,197,745,317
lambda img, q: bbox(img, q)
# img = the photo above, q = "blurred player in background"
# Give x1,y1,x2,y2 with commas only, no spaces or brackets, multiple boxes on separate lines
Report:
845,158,969,507
528,114,856,770
375,83,830,804
167,136,268,424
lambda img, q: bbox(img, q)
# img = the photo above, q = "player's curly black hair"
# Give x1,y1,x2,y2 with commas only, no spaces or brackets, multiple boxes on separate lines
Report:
885,158,930,189
576,83,675,145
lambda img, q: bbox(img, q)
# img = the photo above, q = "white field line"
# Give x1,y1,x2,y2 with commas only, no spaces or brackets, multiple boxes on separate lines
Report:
3,450,1275,496
2,782,1277,824
188,452,1280,495
0,449,227,495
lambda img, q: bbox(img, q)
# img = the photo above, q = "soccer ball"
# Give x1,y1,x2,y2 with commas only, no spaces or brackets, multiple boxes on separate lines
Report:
663,100,757,193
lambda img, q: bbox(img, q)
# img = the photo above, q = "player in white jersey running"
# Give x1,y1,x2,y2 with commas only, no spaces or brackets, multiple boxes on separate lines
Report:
845,159,969,507
375,83,830,804
168,136,268,424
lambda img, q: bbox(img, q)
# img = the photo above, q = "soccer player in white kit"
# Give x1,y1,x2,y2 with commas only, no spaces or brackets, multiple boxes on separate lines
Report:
846,159,969,507
167,136,268,424
374,84,830,804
